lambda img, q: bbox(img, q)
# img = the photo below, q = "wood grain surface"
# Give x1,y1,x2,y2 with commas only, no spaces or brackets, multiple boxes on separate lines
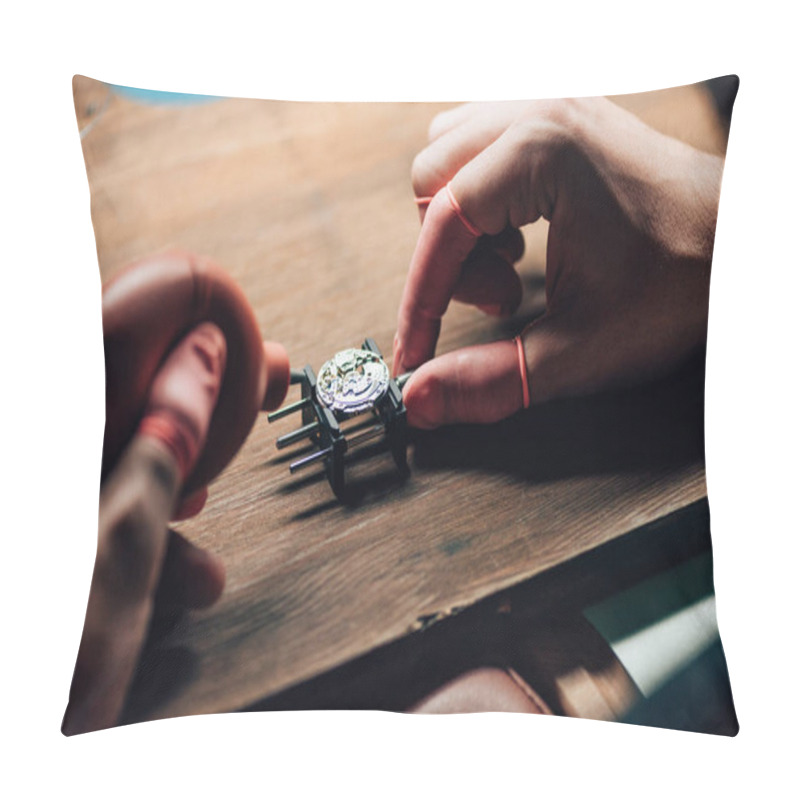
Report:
73,76,725,722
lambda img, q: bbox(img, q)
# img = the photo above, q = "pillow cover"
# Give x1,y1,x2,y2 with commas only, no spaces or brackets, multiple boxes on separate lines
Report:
64,75,738,735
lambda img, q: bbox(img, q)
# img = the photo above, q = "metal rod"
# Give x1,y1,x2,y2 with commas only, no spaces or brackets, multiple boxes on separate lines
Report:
289,447,333,473
267,396,311,422
276,421,320,450
339,413,380,436
289,368,306,385
289,424,384,474
395,372,413,390
345,423,386,449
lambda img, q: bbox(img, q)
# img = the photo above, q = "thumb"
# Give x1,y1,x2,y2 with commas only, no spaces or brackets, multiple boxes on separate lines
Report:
403,316,577,429
403,339,523,429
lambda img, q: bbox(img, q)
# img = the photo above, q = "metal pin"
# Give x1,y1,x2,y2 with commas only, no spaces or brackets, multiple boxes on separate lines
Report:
340,413,380,436
289,368,306,385
289,447,333,473
267,396,311,422
289,424,385,474
395,372,413,390
345,423,386,449
276,421,320,450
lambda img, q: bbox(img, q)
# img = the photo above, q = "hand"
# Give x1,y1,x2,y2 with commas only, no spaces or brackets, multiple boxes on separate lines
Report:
393,98,724,428
62,323,227,735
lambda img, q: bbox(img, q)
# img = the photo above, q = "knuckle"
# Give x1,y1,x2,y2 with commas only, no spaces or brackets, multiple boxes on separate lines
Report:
504,106,577,225
511,99,578,153
543,97,576,126
488,126,537,229
427,110,452,141
410,150,435,198
517,98,577,129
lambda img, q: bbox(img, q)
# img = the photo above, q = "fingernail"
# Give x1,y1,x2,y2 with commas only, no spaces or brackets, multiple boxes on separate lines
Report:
193,323,227,381
414,196,431,224
139,323,227,481
392,333,403,376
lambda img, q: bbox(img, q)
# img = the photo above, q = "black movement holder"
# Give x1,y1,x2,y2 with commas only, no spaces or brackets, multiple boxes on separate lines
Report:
267,338,410,498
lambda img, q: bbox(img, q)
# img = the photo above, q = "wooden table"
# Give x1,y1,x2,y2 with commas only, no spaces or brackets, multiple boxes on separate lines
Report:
73,76,727,723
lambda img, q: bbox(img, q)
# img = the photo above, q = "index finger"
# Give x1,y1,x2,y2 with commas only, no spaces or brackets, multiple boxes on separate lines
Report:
394,186,481,373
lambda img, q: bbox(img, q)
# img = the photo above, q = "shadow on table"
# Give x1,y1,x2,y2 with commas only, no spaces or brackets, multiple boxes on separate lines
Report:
411,349,707,483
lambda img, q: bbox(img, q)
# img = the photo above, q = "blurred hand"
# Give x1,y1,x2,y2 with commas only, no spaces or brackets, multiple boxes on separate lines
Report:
62,323,227,735
394,98,724,428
